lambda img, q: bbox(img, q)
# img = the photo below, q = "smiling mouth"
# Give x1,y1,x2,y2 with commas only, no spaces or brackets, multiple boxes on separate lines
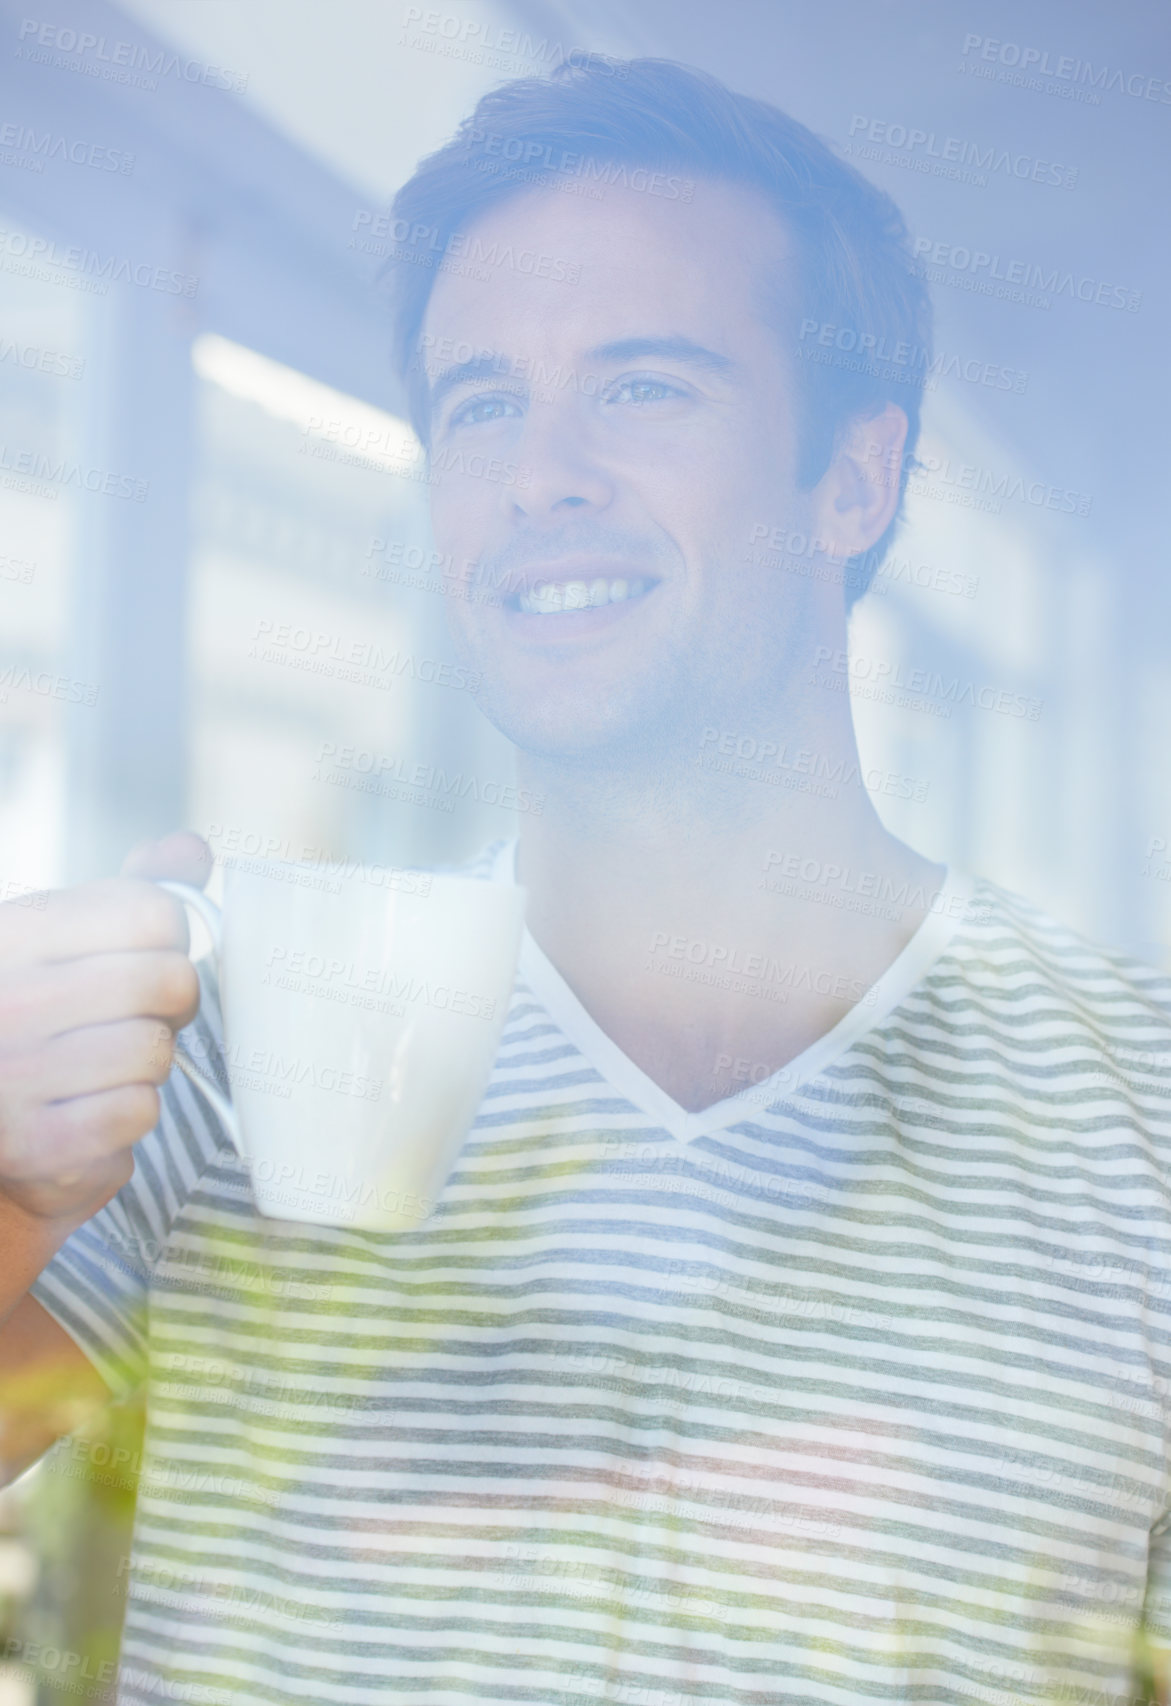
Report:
512,576,657,615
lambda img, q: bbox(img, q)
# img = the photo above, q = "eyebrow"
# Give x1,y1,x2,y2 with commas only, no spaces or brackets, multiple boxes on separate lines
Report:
428,354,512,415
587,336,735,374
427,335,735,414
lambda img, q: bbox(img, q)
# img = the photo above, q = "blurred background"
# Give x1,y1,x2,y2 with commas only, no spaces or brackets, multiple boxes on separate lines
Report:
0,0,1168,1698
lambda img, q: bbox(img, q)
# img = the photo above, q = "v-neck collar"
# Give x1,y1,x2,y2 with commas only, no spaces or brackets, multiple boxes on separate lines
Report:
492,839,974,1144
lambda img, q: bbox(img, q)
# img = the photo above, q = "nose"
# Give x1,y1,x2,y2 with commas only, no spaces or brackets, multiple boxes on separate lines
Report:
506,400,615,520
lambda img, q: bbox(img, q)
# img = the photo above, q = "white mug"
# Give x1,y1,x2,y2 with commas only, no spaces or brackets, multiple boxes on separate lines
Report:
158,860,525,1233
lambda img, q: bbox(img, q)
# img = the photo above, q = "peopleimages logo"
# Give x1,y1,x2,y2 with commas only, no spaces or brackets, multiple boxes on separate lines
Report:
0,336,84,379
463,130,694,200
14,17,249,92
646,931,878,1008
249,621,482,694
697,727,929,803
912,236,1142,313
264,944,498,1023
761,853,974,921
864,441,1093,519
797,318,1028,395
0,122,135,174
844,114,1079,191
959,34,1171,105
810,646,1043,722
316,740,545,816
0,662,100,706
190,1039,383,1103
0,227,198,296
351,210,581,284
362,538,498,605
0,1638,116,1690
0,877,48,909
1144,836,1171,882
203,826,434,899
399,7,627,80
0,442,148,501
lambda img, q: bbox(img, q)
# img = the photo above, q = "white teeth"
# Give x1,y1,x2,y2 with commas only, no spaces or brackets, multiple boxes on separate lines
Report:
518,576,649,615
525,582,565,613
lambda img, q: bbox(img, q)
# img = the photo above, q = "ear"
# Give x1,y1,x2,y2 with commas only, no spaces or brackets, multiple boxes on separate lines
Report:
812,403,909,561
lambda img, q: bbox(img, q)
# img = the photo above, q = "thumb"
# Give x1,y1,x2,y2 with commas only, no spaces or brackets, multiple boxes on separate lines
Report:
120,831,213,888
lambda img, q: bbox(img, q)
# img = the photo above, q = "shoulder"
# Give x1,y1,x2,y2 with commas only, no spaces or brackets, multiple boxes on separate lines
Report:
930,876,1171,1090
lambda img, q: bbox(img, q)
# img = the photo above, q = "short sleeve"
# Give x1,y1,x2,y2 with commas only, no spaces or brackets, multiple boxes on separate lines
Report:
29,963,232,1399
1145,1500,1171,1660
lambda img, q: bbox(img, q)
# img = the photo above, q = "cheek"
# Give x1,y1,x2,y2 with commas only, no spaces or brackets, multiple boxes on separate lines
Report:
434,574,485,665
428,474,491,552
660,417,776,513
669,454,770,561
619,437,729,532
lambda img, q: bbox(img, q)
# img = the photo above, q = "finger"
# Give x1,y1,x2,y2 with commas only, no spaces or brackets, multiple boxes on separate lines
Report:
0,1020,174,1125
120,832,212,888
3,1150,136,1221
0,878,189,965
5,1084,160,1182
1,950,202,1043
33,1019,177,1103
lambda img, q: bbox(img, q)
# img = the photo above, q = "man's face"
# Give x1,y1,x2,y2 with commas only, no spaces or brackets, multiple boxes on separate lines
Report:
422,177,837,762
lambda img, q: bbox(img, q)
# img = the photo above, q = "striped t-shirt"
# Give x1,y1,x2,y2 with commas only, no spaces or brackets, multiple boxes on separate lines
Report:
30,849,1171,1706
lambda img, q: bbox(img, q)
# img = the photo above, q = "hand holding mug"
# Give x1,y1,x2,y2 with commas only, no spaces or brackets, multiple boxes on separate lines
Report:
0,834,209,1223
159,854,525,1233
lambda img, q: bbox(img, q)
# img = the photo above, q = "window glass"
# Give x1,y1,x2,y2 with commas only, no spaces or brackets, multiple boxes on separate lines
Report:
188,335,518,891
0,217,90,894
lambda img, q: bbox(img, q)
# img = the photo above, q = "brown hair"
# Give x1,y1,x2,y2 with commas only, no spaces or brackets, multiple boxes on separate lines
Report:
382,56,932,604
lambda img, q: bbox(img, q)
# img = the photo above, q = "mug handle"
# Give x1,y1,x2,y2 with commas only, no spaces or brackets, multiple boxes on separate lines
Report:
156,880,243,1155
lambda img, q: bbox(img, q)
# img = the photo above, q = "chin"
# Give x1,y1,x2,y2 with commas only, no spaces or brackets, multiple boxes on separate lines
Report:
474,678,675,766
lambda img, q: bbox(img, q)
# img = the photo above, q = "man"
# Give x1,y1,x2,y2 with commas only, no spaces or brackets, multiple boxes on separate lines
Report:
2,55,1170,1706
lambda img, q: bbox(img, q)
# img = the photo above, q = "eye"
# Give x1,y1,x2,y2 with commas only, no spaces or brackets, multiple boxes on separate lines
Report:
447,392,522,430
603,375,686,407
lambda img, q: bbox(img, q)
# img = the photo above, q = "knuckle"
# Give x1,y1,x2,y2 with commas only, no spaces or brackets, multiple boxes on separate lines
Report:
0,1048,32,1107
26,1102,79,1166
46,1082,157,1154
143,1023,175,1083
0,964,50,1034
113,879,182,947
157,951,199,1014
0,1114,38,1180
137,884,185,945
90,1082,159,1147
0,883,51,939
109,1149,135,1189
120,1081,161,1139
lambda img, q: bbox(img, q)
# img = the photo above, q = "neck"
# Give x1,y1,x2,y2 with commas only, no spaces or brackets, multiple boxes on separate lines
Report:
515,697,921,920
508,700,945,1112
